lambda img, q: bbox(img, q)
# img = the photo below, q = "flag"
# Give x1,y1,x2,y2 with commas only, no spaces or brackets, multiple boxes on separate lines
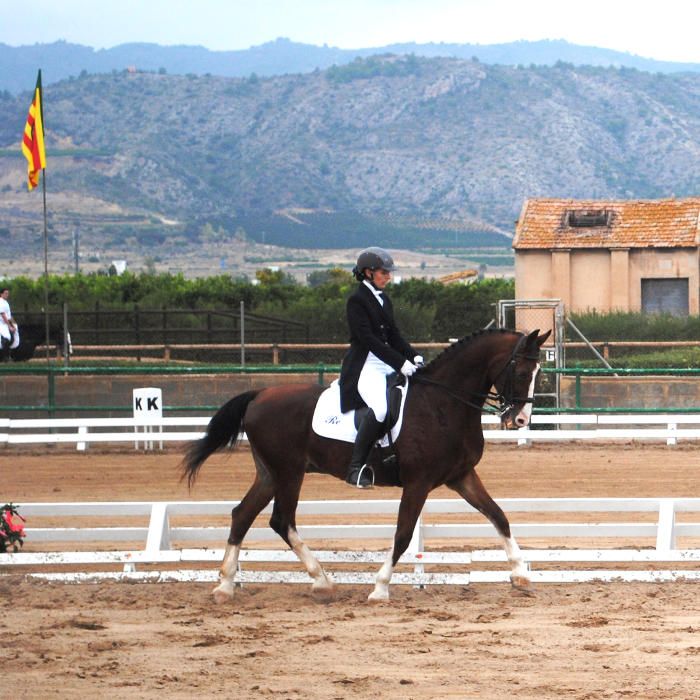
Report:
21,70,46,190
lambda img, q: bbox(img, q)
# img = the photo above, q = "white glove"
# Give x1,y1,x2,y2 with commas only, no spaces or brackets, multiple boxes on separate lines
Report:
400,359,417,377
413,355,424,367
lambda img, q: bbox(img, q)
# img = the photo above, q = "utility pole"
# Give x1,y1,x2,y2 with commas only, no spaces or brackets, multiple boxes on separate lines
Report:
72,224,80,273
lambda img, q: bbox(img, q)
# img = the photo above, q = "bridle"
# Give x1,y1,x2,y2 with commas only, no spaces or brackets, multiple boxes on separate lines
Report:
412,333,540,417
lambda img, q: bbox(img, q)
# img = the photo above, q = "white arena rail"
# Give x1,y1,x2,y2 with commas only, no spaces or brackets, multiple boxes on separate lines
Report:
3,413,700,449
2,498,700,585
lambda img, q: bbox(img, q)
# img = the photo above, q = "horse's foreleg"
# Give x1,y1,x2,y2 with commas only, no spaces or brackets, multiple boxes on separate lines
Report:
369,484,430,602
449,469,531,590
269,479,335,597
213,475,274,604
287,527,335,596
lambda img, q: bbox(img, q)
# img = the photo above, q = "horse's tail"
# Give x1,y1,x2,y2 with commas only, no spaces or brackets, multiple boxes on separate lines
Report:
180,390,261,488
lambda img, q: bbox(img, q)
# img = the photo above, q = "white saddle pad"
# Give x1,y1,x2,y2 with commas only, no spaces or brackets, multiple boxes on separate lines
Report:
311,379,409,445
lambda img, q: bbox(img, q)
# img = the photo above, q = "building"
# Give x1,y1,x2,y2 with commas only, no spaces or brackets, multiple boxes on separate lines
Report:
513,197,700,315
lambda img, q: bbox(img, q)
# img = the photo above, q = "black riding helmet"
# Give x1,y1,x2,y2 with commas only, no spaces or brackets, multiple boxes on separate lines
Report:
352,247,396,281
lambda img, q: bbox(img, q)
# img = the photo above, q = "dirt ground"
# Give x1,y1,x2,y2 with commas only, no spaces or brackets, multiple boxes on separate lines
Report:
2,444,700,699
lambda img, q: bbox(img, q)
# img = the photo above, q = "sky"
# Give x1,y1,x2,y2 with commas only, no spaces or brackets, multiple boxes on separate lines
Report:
2,0,700,64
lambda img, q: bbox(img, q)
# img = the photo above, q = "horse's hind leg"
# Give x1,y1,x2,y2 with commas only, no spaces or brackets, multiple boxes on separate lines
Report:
449,470,531,591
213,473,274,604
369,484,430,602
268,471,335,597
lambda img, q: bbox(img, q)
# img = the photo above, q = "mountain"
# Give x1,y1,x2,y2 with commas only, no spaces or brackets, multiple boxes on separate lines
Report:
2,55,700,263
2,37,700,96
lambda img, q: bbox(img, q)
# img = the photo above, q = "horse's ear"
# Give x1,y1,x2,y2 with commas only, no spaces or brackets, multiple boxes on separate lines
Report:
536,329,552,347
525,329,540,347
525,328,551,351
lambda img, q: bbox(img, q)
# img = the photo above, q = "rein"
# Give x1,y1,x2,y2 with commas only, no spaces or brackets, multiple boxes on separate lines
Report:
411,373,500,413
413,333,539,416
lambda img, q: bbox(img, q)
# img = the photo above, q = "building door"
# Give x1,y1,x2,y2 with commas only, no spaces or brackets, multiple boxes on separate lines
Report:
641,278,689,315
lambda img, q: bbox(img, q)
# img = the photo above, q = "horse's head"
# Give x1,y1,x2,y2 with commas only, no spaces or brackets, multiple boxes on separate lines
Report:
490,328,551,429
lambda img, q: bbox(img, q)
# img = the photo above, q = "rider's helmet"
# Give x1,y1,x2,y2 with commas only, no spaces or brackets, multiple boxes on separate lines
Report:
352,247,396,281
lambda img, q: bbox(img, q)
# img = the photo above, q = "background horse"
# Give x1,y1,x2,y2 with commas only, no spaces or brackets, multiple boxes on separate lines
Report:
182,327,551,603
1,324,72,362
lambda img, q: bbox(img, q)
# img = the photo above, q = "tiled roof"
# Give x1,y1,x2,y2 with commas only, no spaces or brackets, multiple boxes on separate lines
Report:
513,197,700,250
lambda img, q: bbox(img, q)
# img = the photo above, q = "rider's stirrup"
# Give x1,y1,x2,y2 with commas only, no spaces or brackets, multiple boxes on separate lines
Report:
348,464,374,489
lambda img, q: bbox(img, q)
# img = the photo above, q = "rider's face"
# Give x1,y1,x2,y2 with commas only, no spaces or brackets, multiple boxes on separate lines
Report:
370,268,391,289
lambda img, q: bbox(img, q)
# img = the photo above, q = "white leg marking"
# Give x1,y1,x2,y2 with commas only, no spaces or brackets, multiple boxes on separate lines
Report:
368,547,394,601
288,527,335,593
212,543,241,603
501,534,530,587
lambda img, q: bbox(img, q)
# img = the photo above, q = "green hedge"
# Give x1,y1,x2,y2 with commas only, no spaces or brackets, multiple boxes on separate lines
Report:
6,272,515,343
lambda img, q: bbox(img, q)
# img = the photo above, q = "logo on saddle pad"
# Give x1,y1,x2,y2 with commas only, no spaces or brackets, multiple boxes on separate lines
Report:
311,379,408,445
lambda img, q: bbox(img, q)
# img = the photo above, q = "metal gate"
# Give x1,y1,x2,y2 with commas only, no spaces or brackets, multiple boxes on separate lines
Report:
497,299,565,409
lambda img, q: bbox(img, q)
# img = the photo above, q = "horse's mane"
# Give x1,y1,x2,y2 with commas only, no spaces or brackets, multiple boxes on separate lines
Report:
421,327,520,373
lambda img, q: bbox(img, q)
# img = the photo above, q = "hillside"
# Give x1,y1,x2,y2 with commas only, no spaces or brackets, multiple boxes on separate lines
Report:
2,55,700,274
2,38,700,95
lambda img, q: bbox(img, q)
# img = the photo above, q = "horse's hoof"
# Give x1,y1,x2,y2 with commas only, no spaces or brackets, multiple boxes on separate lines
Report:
510,575,534,595
367,588,390,603
311,577,336,600
212,582,234,604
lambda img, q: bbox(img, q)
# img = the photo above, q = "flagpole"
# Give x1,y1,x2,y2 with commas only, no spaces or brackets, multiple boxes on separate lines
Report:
42,169,50,365
22,68,49,363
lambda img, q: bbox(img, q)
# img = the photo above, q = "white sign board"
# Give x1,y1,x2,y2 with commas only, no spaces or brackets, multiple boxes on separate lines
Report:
133,387,163,425
545,348,556,363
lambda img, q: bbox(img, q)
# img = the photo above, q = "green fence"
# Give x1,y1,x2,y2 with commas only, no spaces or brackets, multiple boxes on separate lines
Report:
3,365,700,415
0,364,334,415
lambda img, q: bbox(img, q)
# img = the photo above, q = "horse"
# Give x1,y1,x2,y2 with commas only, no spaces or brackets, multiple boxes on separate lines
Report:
0,324,73,362
181,327,552,603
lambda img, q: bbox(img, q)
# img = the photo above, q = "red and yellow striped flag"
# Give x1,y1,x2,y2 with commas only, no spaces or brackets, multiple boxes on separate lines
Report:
21,70,46,190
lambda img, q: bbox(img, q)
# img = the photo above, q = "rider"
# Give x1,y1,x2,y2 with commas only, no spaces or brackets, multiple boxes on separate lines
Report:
0,287,16,360
339,247,424,488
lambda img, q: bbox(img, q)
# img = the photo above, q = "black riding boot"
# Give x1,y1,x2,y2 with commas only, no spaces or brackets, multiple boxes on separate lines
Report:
345,410,384,489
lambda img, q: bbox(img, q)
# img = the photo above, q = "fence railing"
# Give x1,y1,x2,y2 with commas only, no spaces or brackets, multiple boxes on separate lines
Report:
4,363,700,415
4,414,700,449
16,306,311,345
21,338,700,364
2,498,700,585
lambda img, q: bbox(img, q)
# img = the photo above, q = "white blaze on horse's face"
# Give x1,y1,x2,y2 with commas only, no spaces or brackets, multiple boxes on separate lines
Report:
512,363,540,428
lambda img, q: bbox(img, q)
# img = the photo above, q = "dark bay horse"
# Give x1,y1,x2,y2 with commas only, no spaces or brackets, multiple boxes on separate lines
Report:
181,327,551,602
0,324,72,362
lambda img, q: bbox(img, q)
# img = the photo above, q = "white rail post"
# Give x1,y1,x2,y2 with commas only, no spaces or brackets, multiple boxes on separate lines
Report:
666,422,677,446
145,502,171,555
517,425,530,447
76,425,88,451
655,499,677,550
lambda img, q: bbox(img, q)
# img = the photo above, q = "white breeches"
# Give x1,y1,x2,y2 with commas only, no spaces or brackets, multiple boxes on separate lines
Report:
357,352,395,422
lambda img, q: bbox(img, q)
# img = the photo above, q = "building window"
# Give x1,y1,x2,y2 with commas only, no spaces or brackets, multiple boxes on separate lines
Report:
565,209,611,227
641,278,689,316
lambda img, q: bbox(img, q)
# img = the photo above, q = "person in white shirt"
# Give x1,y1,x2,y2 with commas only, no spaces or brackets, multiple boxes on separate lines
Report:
0,287,16,360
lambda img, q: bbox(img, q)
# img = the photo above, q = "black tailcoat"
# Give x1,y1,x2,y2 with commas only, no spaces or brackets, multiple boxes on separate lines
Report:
338,282,416,412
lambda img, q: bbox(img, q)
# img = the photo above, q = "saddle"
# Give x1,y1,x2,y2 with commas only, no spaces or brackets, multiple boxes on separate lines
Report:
311,374,410,486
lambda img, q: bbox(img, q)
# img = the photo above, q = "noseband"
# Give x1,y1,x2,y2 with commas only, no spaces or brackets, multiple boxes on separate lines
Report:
413,333,539,416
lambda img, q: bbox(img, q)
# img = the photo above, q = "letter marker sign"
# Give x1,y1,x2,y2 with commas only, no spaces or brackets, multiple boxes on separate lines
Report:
133,387,163,449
